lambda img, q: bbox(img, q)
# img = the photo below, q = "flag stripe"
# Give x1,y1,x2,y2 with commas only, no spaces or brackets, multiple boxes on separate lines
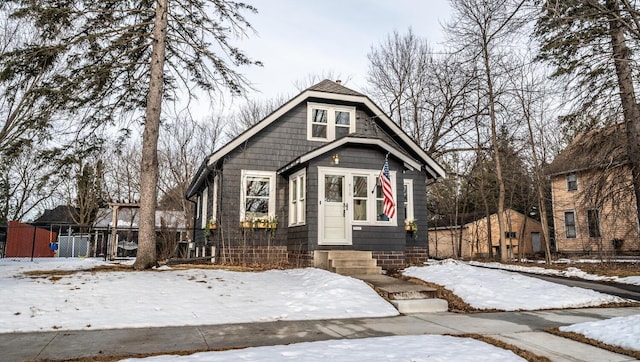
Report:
380,158,395,219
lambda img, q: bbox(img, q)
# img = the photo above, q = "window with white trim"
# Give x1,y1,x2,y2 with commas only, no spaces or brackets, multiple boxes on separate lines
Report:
289,169,306,226
241,170,276,221
307,103,356,141
201,186,208,229
348,171,396,225
403,179,414,222
211,175,218,224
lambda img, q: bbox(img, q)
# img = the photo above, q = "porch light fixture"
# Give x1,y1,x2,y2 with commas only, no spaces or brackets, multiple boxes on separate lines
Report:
332,154,340,165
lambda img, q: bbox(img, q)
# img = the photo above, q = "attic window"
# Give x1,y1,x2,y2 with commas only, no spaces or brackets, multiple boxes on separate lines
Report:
307,103,355,142
566,174,577,191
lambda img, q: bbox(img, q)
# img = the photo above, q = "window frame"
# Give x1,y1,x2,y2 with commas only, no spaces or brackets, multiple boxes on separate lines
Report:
566,174,578,191
307,102,356,142
564,210,577,238
288,169,306,227
348,170,397,226
505,231,517,239
200,186,208,229
403,179,414,223
240,170,276,222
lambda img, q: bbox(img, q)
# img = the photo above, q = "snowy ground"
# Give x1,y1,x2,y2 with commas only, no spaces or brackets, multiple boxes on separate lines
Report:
0,258,398,333
1,257,639,360
122,335,527,362
403,259,628,311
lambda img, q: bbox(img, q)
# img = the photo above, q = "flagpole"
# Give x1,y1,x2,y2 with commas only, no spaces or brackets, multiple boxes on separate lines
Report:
372,152,390,194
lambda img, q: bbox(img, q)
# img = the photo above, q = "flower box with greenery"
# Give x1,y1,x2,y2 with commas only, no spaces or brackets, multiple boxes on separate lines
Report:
405,219,418,232
241,216,278,230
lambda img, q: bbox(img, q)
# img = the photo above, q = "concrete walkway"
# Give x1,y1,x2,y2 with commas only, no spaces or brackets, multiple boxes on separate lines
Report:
1,307,639,361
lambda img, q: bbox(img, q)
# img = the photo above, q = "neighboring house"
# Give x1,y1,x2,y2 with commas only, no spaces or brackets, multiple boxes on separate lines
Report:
93,206,189,259
546,123,640,255
428,209,542,259
186,80,446,269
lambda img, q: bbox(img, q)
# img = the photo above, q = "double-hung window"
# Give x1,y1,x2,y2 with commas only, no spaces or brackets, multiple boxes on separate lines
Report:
241,170,276,221
348,170,396,225
403,179,414,223
200,186,208,229
289,169,306,226
307,103,355,141
566,174,578,191
564,211,577,238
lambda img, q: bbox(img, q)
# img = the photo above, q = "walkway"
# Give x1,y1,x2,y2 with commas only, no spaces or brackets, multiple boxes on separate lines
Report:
2,307,639,361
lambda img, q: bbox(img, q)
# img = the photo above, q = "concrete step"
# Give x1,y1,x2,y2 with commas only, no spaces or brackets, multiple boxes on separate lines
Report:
326,250,372,260
334,266,382,276
355,274,438,300
331,259,378,268
390,298,448,314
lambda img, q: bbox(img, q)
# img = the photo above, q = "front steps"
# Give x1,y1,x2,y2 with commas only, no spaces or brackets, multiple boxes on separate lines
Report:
314,250,382,275
356,274,449,314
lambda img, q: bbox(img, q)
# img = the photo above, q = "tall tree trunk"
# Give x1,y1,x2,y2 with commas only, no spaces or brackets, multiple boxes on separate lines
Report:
606,0,640,233
134,0,168,270
482,45,508,262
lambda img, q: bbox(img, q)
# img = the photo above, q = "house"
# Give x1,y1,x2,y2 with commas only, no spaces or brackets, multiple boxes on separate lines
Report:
92,206,189,259
185,80,446,270
546,123,640,255
428,209,543,259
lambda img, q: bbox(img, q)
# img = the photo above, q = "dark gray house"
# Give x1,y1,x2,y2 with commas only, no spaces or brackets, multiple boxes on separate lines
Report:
185,80,446,270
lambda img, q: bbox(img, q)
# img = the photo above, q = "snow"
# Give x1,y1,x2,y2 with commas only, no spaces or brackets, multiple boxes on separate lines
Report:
0,258,398,333
122,335,526,362
468,260,640,285
404,259,627,311
560,314,640,351
1,257,638,360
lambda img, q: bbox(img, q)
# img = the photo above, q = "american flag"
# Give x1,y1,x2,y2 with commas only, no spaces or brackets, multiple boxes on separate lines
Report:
379,158,395,219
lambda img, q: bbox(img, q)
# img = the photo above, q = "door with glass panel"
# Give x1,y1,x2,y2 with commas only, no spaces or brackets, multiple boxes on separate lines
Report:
320,173,350,245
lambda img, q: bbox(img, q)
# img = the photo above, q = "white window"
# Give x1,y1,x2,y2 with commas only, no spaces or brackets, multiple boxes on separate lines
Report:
289,169,306,226
403,179,414,222
211,175,218,224
201,186,208,229
241,170,276,221
307,102,356,141
348,171,396,225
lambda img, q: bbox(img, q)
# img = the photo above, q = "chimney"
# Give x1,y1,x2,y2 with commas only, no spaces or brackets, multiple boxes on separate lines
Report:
335,79,342,85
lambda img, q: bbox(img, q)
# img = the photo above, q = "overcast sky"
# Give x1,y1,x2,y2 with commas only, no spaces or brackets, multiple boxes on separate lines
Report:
205,0,452,112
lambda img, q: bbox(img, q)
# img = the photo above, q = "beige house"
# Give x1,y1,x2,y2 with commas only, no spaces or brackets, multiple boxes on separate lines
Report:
546,123,640,255
429,209,543,259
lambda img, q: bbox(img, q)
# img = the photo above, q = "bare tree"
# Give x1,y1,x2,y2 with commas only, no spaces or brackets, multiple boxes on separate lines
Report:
157,114,223,226
446,0,528,261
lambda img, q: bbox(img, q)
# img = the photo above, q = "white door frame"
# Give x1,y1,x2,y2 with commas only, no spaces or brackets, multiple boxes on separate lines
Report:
318,167,352,245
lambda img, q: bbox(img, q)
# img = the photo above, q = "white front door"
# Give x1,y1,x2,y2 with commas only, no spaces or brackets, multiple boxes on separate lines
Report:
319,172,351,245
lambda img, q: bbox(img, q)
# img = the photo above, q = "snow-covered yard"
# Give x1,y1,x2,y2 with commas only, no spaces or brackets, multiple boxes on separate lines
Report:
0,258,398,333
1,257,638,360
403,259,628,311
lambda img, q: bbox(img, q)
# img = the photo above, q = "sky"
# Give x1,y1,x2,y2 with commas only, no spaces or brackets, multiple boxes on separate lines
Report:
1,257,638,361
197,0,452,114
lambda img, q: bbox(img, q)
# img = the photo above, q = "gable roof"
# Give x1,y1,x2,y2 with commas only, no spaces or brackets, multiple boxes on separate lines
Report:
186,80,446,198
546,123,628,177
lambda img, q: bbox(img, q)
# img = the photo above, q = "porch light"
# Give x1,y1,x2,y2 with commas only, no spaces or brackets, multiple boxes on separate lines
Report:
332,154,340,165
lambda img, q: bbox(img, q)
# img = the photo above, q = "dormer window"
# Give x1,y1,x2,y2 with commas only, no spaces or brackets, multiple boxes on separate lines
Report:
307,102,355,141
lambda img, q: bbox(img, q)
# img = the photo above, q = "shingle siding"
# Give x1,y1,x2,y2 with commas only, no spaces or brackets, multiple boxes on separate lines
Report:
189,89,437,265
